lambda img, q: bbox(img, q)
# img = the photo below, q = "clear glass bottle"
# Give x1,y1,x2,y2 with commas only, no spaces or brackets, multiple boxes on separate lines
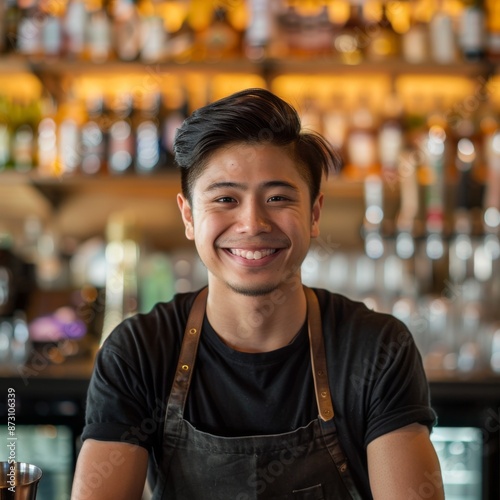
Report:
402,3,429,64
107,94,135,175
429,2,457,63
87,7,112,63
112,0,141,61
81,94,108,175
245,0,272,61
57,97,84,176
63,0,88,59
345,94,379,179
378,91,404,183
459,0,486,62
134,92,162,175
17,0,42,58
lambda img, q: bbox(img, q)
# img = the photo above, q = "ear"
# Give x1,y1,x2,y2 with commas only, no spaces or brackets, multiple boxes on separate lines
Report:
310,193,323,238
177,193,194,240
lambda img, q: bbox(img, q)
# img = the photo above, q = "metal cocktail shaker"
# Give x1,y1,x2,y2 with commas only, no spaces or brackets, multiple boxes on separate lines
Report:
0,463,42,500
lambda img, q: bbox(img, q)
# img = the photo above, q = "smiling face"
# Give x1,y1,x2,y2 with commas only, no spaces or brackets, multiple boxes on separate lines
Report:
177,143,323,297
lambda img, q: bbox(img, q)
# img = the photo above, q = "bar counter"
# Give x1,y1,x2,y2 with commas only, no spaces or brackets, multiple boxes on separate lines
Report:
1,356,499,498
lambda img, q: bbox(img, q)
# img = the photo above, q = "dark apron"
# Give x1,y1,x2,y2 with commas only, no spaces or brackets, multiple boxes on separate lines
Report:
152,287,363,499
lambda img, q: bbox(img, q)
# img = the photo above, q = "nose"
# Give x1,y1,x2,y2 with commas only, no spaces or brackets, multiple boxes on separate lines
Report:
236,199,272,235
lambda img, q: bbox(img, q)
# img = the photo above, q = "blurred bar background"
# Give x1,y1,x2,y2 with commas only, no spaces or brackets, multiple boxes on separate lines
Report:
0,0,499,498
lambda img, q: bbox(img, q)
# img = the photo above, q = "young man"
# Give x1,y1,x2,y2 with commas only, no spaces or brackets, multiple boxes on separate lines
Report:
72,88,444,499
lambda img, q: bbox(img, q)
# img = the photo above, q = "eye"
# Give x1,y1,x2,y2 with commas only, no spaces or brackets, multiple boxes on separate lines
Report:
215,196,236,203
267,195,290,202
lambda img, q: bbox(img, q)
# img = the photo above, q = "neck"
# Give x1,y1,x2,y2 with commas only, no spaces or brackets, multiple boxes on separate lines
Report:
205,280,307,353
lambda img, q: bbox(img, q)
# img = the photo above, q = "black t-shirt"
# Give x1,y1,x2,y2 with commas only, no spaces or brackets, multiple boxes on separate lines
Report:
82,288,437,498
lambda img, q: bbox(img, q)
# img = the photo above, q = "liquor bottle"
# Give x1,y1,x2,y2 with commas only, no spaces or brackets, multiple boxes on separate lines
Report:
459,0,486,62
0,0,6,53
42,13,63,58
365,1,401,62
402,5,429,64
139,14,166,63
12,99,38,173
107,94,135,175
245,0,273,61
17,1,42,58
0,96,11,170
160,90,188,168
37,94,58,176
87,8,112,63
345,95,378,179
453,117,483,212
429,3,457,63
81,94,108,175
199,6,241,61
181,0,212,61
362,174,385,260
63,0,88,59
404,93,428,156
3,0,21,53
322,93,347,165
480,124,500,314
485,0,500,62
281,3,333,59
333,0,366,64
396,149,420,272
300,95,322,134
57,97,84,176
40,0,64,58
101,213,140,344
112,0,141,61
378,91,404,184
134,92,162,175
448,117,478,288
422,102,449,293
0,232,22,316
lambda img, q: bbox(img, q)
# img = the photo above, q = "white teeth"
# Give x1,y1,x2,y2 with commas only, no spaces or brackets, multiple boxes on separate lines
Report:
230,249,276,260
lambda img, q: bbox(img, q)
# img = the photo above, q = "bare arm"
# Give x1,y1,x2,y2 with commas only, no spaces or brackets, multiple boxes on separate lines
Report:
367,423,444,500
71,439,149,500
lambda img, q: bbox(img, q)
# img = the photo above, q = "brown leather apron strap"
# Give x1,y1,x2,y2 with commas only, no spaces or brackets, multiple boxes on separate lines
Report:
169,287,208,413
304,286,335,422
170,286,334,422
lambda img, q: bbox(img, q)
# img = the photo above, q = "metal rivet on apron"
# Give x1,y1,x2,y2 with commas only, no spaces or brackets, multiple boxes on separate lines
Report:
339,463,347,473
320,391,327,398
189,328,197,335
324,409,331,416
317,370,324,376
181,364,189,371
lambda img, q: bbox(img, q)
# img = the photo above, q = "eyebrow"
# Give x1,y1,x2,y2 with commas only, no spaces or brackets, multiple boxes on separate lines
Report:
205,180,300,192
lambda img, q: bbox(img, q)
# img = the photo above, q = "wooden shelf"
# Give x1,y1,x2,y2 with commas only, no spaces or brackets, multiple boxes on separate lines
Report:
267,58,493,78
28,57,263,76
0,169,372,204
0,54,493,78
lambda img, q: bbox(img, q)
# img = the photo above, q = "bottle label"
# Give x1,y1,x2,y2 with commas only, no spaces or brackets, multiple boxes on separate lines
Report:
348,131,376,169
460,7,486,53
109,120,134,174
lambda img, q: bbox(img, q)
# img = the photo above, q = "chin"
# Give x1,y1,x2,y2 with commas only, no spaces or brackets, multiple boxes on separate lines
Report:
227,281,279,297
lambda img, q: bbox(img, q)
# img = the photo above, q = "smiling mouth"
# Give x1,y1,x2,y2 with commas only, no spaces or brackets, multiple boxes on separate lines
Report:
228,249,278,260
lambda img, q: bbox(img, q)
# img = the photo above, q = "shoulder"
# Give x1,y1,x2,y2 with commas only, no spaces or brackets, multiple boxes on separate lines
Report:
101,289,202,363
312,286,417,386
312,287,410,345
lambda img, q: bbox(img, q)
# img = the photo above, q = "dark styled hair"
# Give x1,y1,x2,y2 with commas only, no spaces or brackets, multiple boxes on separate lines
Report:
173,88,342,205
